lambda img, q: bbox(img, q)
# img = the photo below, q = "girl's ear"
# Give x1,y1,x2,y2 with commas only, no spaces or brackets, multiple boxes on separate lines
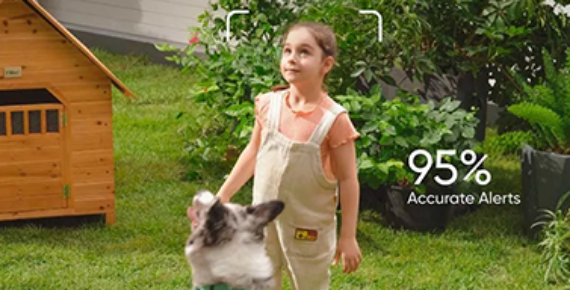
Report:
321,56,334,75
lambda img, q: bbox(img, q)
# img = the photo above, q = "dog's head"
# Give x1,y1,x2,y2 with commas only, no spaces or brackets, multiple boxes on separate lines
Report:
185,190,285,288
187,189,285,247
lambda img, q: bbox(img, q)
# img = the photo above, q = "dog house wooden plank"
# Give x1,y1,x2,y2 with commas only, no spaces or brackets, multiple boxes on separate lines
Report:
73,182,114,199
0,38,75,52
71,130,113,151
0,2,33,17
0,23,61,40
0,81,111,95
0,44,79,57
40,109,47,134
0,104,62,112
0,66,107,81
0,57,96,74
0,208,73,221
0,146,62,164
0,73,109,88
0,32,63,41
0,134,61,150
0,29,62,42
5,109,12,137
64,89,111,103
72,165,114,183
71,118,112,134
0,57,97,73
0,54,90,69
23,110,28,135
52,83,111,92
53,84,112,103
0,160,62,183
74,196,114,214
72,150,114,168
0,195,66,214
69,101,112,119
32,66,104,76
0,46,76,56
0,4,60,35
0,180,61,199
0,54,89,70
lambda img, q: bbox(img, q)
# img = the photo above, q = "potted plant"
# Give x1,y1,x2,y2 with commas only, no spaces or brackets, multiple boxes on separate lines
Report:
337,85,480,232
507,49,570,238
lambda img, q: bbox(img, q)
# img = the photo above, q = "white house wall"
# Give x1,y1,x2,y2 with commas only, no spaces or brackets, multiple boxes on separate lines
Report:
38,0,224,49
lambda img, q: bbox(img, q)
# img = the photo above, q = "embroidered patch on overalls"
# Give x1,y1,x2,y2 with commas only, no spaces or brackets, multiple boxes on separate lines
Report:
294,228,318,241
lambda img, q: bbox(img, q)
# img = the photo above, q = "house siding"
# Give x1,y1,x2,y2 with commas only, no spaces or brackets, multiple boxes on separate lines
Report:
39,0,218,48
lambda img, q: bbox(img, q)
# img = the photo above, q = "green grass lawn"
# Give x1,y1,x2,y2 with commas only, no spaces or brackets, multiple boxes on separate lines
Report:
0,49,563,289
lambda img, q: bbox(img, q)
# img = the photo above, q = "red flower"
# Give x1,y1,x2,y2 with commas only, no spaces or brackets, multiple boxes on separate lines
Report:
189,32,199,45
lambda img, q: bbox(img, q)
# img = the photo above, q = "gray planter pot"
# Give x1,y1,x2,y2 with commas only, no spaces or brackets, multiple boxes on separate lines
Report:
379,184,453,233
521,144,570,238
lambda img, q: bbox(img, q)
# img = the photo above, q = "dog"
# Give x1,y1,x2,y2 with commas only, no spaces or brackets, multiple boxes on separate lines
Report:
185,189,285,290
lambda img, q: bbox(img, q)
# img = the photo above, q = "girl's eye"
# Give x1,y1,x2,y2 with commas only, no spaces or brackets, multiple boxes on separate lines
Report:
301,50,309,55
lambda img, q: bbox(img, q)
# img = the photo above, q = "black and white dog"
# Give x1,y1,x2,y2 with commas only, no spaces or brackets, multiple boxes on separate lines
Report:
185,190,285,290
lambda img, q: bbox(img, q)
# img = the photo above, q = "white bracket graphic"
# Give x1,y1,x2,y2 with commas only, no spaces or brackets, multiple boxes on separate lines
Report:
226,10,250,42
359,10,383,42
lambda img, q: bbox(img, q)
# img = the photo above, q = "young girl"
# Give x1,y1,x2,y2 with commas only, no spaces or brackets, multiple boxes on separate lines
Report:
191,21,362,290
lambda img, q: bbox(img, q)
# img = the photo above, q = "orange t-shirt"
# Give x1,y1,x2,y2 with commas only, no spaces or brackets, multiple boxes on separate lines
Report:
255,89,360,181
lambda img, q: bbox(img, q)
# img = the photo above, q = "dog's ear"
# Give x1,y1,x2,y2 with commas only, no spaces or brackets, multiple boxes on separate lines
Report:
202,197,233,246
206,197,227,221
246,200,285,227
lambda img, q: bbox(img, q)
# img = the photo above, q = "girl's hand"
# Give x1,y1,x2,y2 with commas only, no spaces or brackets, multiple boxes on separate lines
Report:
187,207,198,227
333,235,362,274
216,192,231,203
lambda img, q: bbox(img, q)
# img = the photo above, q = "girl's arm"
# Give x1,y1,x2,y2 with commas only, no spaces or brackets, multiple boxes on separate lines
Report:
331,138,362,273
331,139,360,239
216,119,263,202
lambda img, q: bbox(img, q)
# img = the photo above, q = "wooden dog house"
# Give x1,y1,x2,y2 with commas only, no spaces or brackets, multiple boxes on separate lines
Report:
0,0,135,225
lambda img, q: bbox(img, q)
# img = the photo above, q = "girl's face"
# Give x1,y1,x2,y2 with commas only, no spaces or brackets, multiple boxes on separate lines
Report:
280,28,333,87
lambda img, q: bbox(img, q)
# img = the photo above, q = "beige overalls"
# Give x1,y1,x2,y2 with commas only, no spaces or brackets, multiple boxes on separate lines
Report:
252,89,346,290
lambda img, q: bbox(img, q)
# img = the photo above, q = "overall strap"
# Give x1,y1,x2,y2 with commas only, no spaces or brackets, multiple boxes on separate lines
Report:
309,102,347,145
267,90,286,131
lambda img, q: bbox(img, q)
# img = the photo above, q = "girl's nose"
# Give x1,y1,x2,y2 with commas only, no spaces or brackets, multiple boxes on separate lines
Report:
287,57,298,66
286,52,298,63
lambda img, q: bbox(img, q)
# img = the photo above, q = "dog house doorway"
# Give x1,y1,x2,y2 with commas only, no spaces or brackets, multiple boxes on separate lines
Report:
0,88,68,214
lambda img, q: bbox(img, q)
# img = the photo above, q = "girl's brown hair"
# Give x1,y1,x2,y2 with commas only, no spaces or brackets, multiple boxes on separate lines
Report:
271,21,338,92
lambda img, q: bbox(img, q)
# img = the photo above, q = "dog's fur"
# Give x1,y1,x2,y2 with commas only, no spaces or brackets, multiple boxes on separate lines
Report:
185,190,285,289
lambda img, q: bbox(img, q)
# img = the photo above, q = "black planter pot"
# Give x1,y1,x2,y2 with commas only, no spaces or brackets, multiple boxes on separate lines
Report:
379,184,452,232
521,144,570,239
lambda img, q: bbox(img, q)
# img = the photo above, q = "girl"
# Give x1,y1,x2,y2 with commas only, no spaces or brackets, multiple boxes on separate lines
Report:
191,21,362,290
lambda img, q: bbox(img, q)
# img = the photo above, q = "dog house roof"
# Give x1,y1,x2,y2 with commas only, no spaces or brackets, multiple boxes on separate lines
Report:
24,0,136,98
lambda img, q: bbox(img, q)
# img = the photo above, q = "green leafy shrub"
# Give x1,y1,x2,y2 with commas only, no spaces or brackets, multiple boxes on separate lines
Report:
298,0,430,95
479,130,537,156
156,0,301,180
507,49,570,154
160,34,281,180
336,85,480,192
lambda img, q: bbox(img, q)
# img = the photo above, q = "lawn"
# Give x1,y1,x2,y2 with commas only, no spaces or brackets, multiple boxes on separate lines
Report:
0,49,563,290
